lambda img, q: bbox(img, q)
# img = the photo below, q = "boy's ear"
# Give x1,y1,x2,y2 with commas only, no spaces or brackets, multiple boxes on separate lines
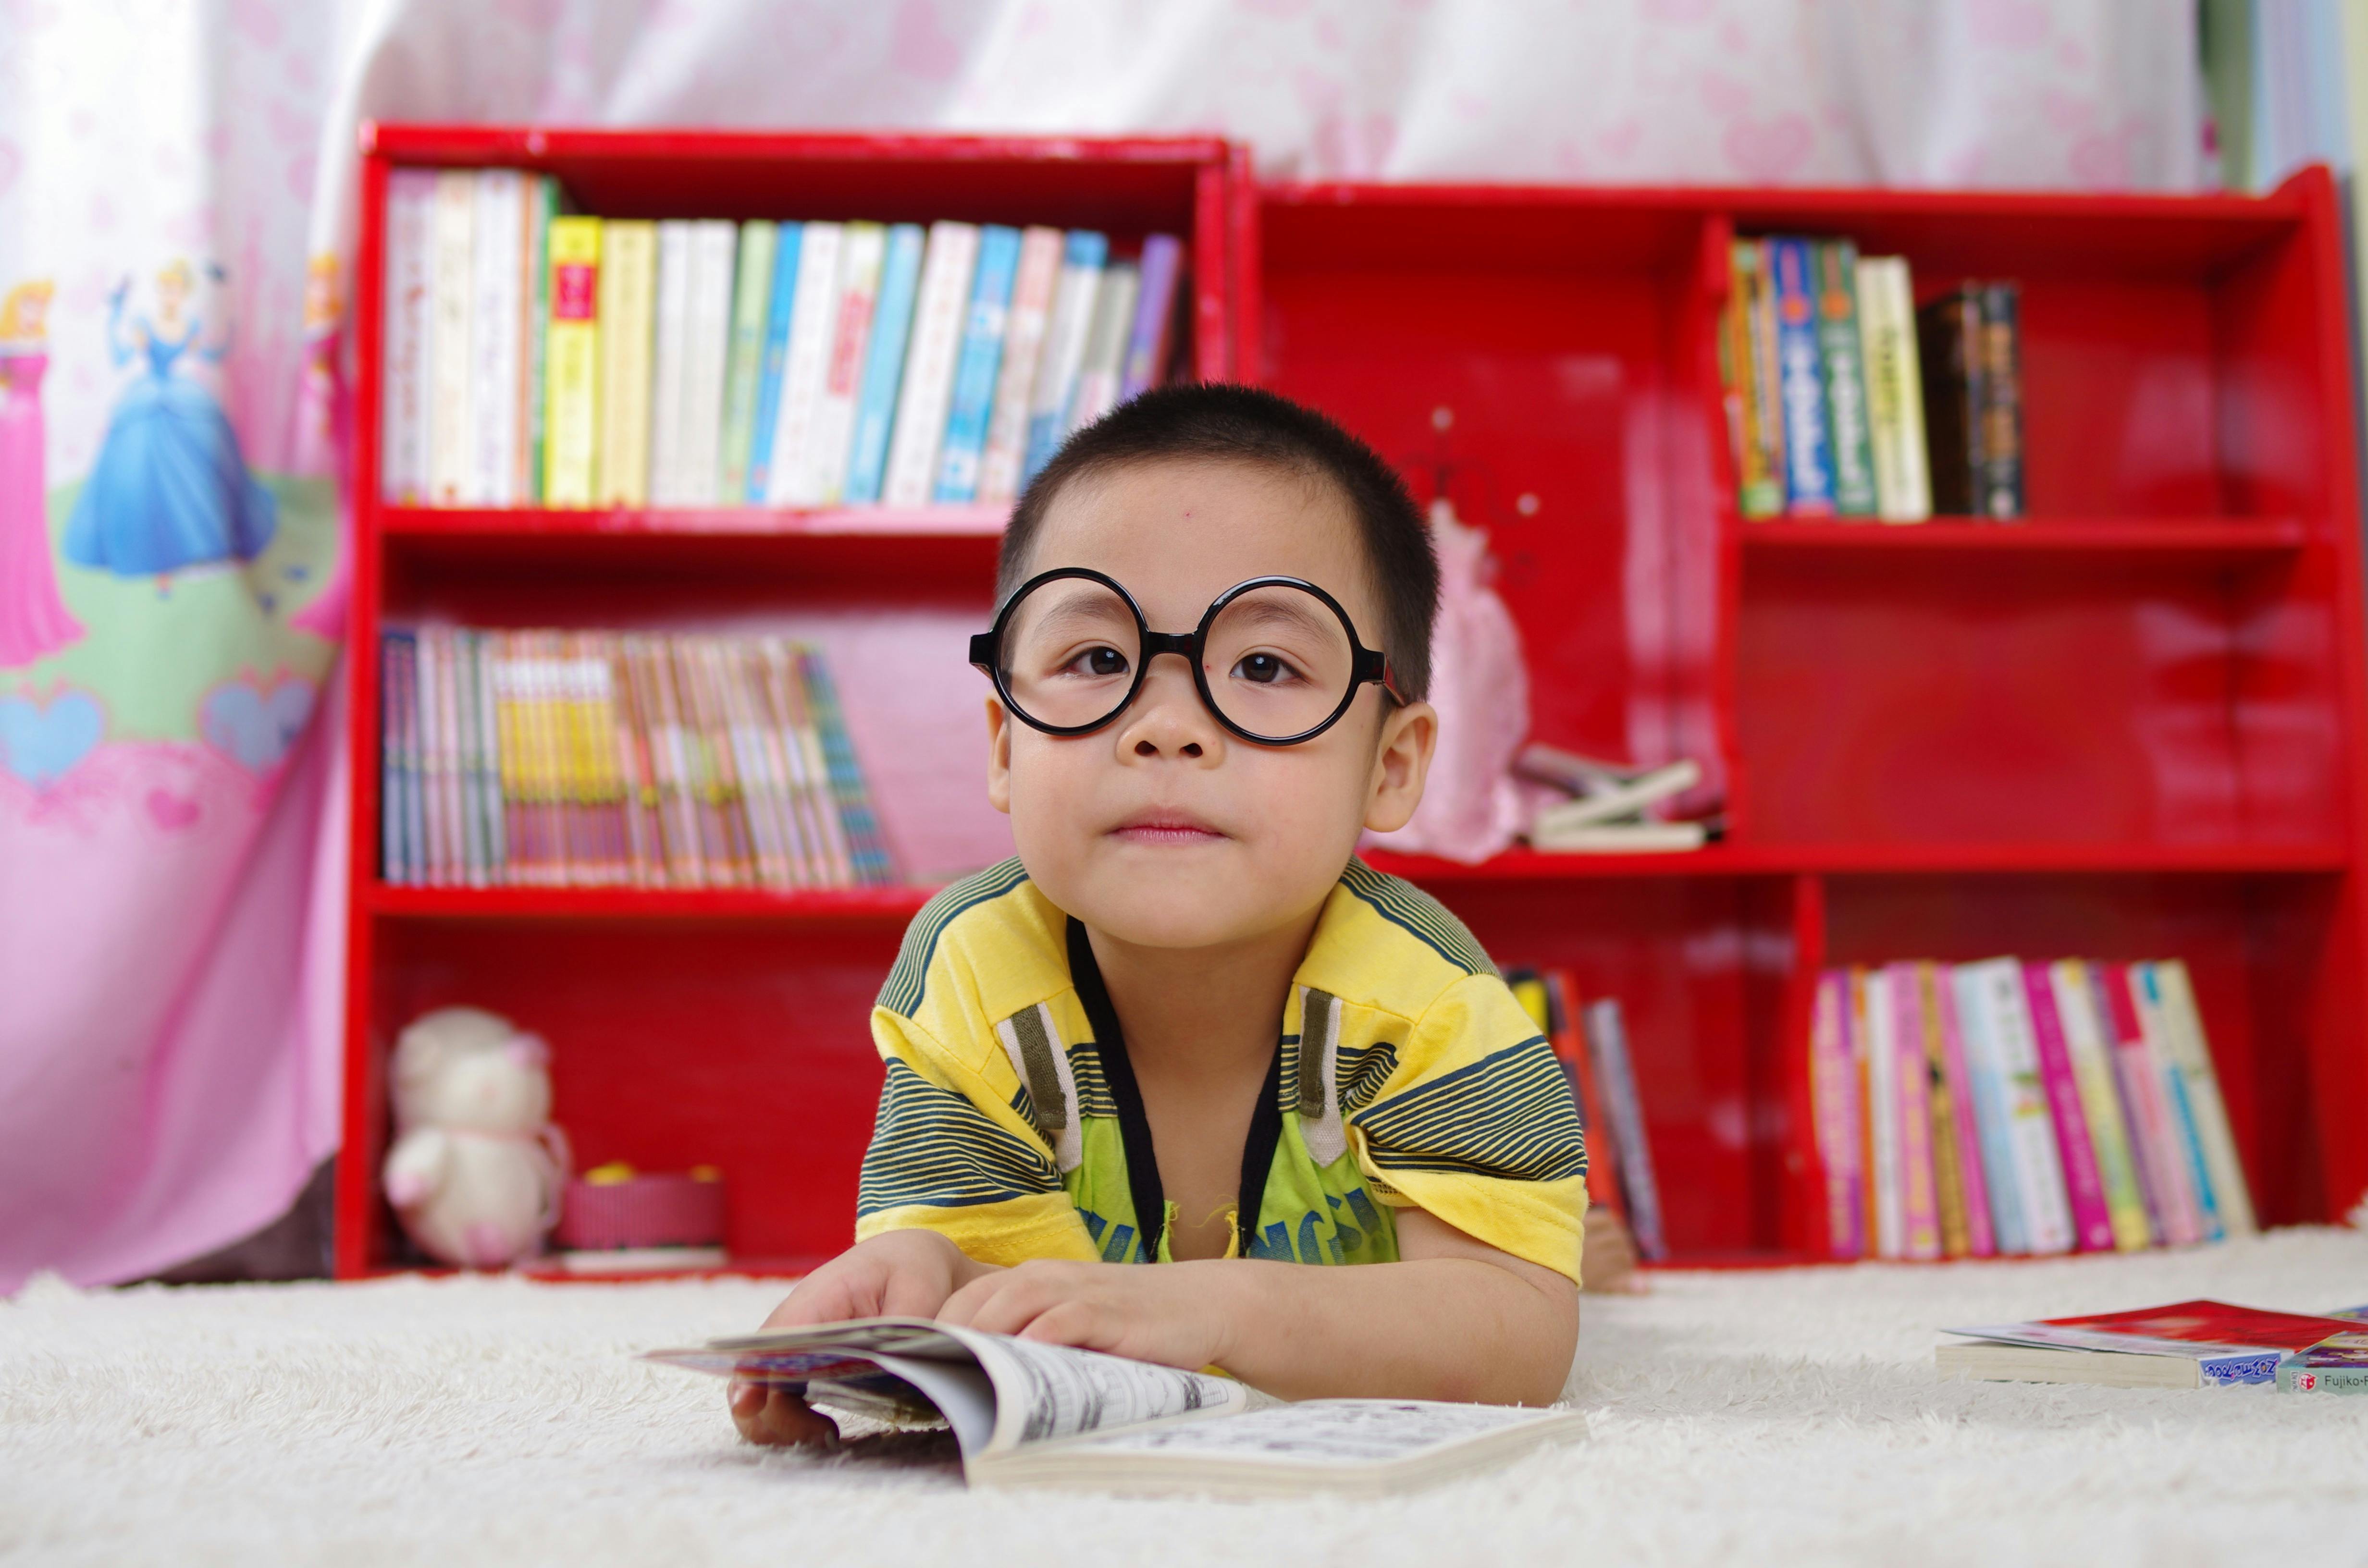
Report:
985,693,1014,816
1363,698,1437,834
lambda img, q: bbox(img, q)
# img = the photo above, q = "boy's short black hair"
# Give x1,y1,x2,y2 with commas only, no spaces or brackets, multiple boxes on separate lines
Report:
1000,383,1440,702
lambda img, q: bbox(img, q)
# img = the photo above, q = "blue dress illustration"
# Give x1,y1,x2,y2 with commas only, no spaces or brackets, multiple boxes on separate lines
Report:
64,261,275,577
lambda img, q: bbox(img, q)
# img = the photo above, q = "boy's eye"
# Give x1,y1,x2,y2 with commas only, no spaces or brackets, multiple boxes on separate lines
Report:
1231,652,1298,685
1067,644,1131,678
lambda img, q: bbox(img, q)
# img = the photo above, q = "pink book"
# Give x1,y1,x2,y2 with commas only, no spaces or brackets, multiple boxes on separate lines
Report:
1887,962,1941,1260
1810,970,1865,1259
2022,961,2116,1251
1933,964,1997,1257
2096,961,2202,1246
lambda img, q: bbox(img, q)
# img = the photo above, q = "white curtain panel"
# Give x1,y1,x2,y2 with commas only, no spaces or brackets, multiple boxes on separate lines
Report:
0,0,2204,1288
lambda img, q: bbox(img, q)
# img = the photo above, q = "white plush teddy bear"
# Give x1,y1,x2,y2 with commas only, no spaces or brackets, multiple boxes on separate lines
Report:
382,1006,569,1269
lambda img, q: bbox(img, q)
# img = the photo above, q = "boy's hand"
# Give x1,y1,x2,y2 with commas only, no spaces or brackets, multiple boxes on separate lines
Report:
730,1229,987,1447
935,1258,1237,1372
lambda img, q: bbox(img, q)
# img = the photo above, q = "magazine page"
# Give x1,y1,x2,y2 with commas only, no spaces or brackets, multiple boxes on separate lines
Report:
942,1325,1252,1458
1031,1398,1573,1466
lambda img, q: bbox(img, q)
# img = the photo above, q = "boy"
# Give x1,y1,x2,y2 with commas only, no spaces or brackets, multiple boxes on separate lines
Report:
735,385,1586,1446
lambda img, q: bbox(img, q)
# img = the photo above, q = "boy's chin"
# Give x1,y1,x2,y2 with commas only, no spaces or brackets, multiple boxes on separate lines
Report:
1052,856,1345,954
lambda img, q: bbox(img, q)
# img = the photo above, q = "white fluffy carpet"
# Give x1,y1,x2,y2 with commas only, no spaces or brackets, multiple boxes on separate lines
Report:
6,1231,2368,1568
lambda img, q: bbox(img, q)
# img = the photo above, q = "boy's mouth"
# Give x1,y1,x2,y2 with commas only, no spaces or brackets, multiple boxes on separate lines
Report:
1108,808,1227,846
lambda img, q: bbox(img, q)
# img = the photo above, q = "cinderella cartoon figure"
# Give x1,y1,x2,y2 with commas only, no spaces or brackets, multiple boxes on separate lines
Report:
63,259,276,582
0,280,84,665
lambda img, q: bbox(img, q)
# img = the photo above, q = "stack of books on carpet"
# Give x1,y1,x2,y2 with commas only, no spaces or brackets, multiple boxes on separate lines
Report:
1720,236,2025,521
1506,972,1666,1261
378,626,892,890
1938,1300,2368,1392
378,166,1184,510
1811,959,2256,1262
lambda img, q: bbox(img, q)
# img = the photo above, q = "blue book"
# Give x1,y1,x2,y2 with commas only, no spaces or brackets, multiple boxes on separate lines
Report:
933,225,1021,503
841,223,925,505
1766,236,1835,514
1023,230,1110,484
745,222,801,502
381,630,412,883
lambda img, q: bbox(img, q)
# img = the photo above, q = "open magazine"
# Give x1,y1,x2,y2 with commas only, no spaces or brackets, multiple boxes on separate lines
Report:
646,1317,1584,1495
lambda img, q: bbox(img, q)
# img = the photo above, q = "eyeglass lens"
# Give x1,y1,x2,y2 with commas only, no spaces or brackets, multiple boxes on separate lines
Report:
996,578,1358,740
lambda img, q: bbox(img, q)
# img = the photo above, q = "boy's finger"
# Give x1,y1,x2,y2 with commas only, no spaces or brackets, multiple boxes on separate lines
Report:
731,1385,841,1449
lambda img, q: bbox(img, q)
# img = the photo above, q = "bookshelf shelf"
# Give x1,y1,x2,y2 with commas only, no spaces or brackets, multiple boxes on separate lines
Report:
380,503,1010,539
1738,517,2311,561
360,881,939,923
1368,842,2347,882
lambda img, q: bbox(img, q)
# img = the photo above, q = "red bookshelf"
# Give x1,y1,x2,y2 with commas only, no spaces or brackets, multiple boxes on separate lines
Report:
339,128,2368,1278
1247,169,2368,1261
336,126,1238,1277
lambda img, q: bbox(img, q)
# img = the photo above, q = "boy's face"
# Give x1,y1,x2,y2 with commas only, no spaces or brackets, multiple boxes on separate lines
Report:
986,458,1437,952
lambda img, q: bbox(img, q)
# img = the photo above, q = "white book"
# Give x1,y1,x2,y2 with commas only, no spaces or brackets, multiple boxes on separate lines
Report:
1064,260,1139,435
2126,962,2224,1242
675,220,737,508
649,1317,1583,1495
1862,968,1903,1259
806,221,886,506
1529,759,1701,833
650,221,693,505
1527,820,1706,854
764,221,843,506
1024,242,1104,479
1856,257,1931,523
1960,957,2076,1255
881,220,980,507
1948,962,2031,1255
2142,960,2257,1236
468,169,525,506
977,226,1064,505
379,169,437,503
426,170,476,506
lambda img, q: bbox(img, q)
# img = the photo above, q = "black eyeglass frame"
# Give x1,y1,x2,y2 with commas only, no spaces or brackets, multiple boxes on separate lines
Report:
969,567,1403,746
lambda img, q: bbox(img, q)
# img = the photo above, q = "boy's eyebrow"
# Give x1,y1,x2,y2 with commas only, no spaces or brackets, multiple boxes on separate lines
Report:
1016,585,1135,637
1212,594,1346,644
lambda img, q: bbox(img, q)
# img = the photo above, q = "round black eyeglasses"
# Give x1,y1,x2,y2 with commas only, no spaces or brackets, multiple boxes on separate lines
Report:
969,568,1403,746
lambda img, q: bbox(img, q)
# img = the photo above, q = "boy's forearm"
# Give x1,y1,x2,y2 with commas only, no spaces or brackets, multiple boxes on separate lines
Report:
1191,1256,1577,1406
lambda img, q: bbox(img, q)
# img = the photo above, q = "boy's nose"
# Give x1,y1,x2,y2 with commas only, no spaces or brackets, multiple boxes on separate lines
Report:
1119,658,1217,760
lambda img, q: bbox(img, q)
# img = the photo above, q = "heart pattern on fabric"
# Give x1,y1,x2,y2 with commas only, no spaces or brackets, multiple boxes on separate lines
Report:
145,788,201,831
0,689,105,788
1722,111,1814,184
199,675,315,773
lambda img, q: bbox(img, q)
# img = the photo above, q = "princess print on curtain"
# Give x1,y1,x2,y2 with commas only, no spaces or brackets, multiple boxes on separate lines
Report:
0,280,83,667
63,260,277,583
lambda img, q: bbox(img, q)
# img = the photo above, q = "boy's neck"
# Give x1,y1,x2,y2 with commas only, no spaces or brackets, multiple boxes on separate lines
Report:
1082,904,1324,1080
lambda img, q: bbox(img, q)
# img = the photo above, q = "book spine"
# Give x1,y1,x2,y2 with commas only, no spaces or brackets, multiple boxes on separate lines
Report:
1725,241,1782,519
2278,1357,2368,1393
1857,257,1930,523
468,169,523,506
594,220,656,507
1066,260,1139,437
437,628,467,886
2049,960,2153,1250
843,223,926,506
1582,998,1665,1261
591,636,633,884
2023,961,2116,1251
1809,969,1864,1258
413,627,441,883
1543,969,1625,1224
2148,959,2257,1235
765,221,843,506
649,221,692,507
883,220,981,507
934,224,1021,504
453,628,487,886
1974,958,2074,1253
1975,281,2023,518
1929,961,1995,1257
1813,239,1879,516
472,631,506,882
2096,960,2201,1247
745,222,800,503
977,226,1065,506
678,219,738,508
1887,962,1942,1260
427,170,476,506
1119,233,1184,400
1948,961,2030,1255
777,642,852,884
380,170,437,504
717,219,777,504
2129,960,2225,1241
1766,237,1834,516
542,217,603,507
1859,968,1901,1257
520,176,555,503
489,637,524,882
1915,285,1984,516
714,639,787,888
1745,239,1789,514
1023,230,1110,486
747,639,815,886
800,649,894,884
807,222,885,506
380,631,410,882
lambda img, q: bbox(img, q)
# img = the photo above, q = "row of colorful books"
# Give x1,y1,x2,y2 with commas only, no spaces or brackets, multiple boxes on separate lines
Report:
1810,958,2256,1263
378,167,1184,513
1505,971,1666,1262
1719,237,2025,522
378,627,894,891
